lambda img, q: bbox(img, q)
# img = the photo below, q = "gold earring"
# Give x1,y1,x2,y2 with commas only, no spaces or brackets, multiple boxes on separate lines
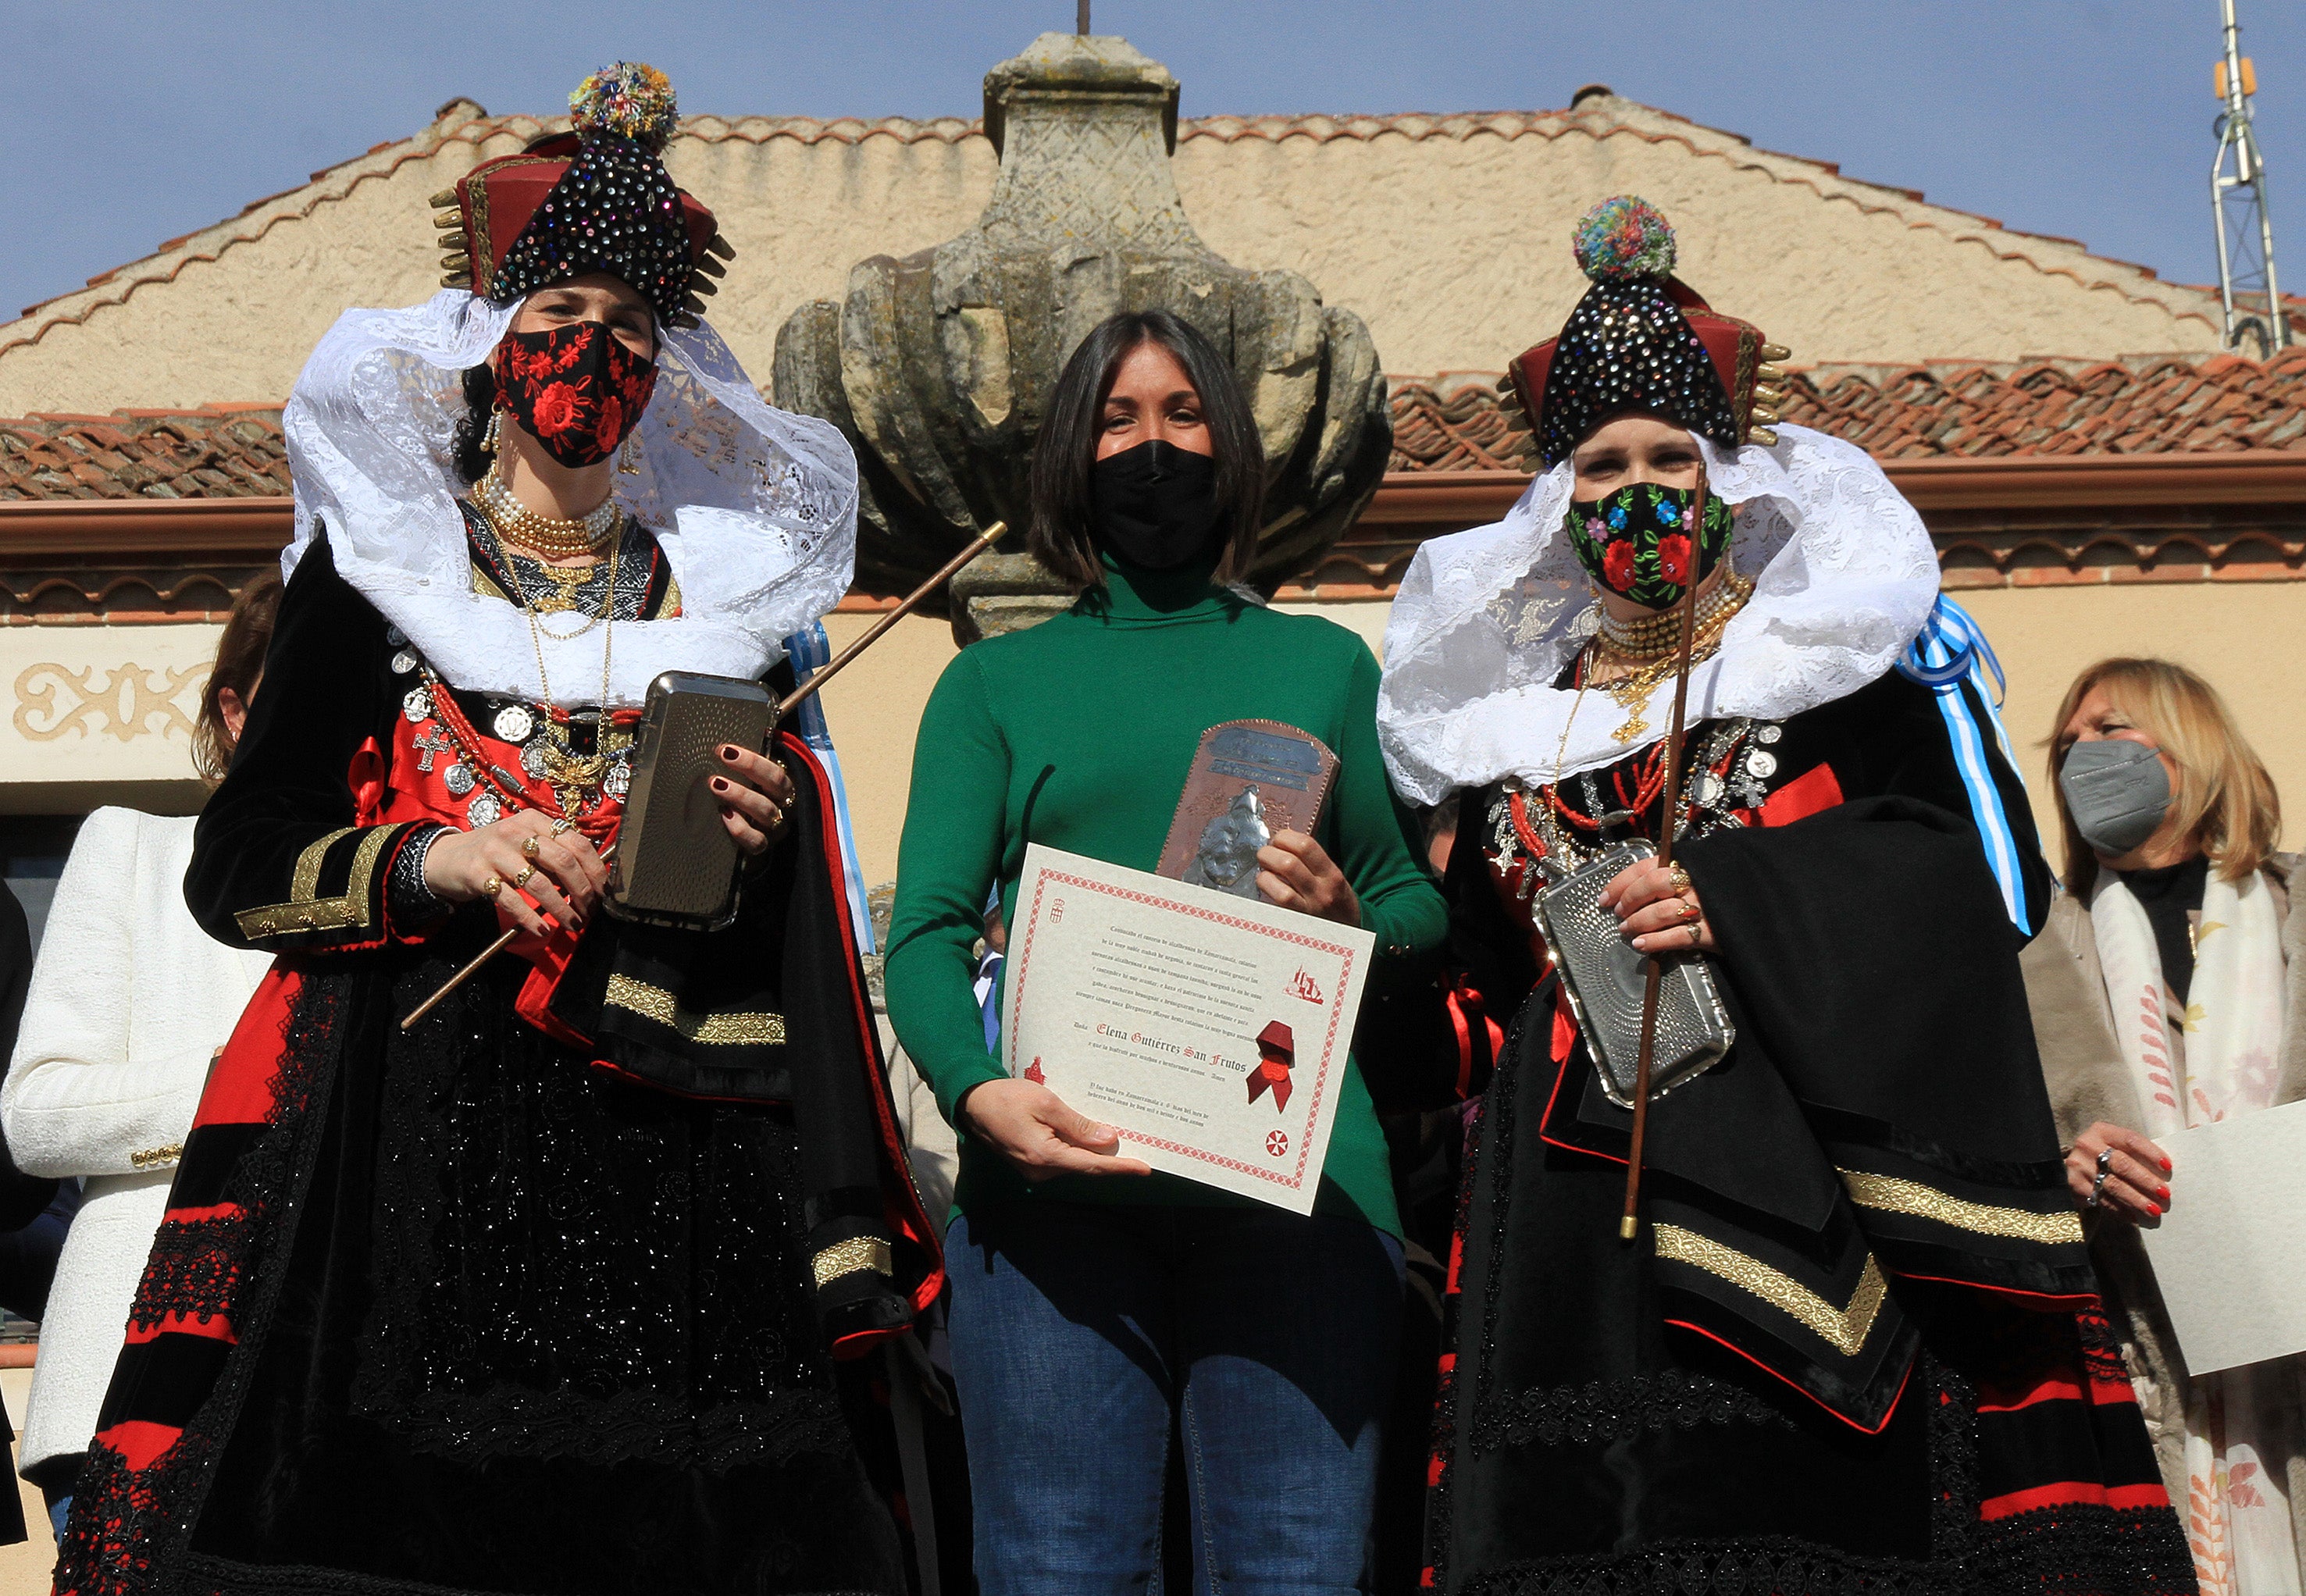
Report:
482,406,502,456
618,430,643,476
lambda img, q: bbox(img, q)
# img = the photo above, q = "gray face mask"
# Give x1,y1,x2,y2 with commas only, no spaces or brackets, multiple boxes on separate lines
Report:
2059,738,2172,857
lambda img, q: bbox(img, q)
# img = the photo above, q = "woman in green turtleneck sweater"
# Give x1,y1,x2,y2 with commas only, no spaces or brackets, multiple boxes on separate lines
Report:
886,311,1446,1593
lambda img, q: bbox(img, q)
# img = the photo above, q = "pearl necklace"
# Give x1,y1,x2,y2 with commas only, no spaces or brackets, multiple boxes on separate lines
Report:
476,462,619,559
1594,571,1753,661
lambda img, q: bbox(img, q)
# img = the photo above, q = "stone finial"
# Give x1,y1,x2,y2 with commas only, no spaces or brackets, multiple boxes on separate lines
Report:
772,32,1391,639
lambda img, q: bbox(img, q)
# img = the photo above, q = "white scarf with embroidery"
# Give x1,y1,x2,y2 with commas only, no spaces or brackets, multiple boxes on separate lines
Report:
2092,864,2299,1594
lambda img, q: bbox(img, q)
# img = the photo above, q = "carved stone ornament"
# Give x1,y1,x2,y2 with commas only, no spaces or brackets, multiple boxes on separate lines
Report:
772,32,1392,641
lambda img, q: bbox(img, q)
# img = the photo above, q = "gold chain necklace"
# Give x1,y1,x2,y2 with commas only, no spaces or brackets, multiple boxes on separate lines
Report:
494,522,622,818
1587,572,1754,742
477,461,619,559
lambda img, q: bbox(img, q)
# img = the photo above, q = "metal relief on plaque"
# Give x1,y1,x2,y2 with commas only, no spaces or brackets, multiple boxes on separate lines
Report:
1179,788,1270,899
603,757,632,800
493,705,536,744
522,741,550,779
390,650,419,676
443,763,476,797
1745,750,1778,779
465,791,504,828
402,687,433,725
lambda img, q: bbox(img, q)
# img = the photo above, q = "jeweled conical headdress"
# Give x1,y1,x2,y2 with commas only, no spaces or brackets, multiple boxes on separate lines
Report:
430,63,732,327
1501,198,1791,467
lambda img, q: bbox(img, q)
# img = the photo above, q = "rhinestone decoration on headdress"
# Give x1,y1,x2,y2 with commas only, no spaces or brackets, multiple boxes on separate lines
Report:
1535,197,1739,467
487,62,702,326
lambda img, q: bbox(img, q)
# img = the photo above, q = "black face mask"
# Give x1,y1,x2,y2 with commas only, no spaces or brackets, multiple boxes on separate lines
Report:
1092,440,1222,570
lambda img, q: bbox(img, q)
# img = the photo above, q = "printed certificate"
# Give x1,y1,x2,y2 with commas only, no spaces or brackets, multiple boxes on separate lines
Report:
1001,844,1375,1213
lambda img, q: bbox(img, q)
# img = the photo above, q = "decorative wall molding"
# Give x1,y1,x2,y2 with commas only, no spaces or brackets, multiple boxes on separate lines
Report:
12,661,201,743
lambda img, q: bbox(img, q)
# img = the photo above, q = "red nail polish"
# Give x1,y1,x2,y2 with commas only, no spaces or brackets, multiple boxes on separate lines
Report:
2158,1185,2170,1201
711,777,728,792
720,805,736,820
721,746,741,761
2147,1202,2162,1217
2161,1159,2173,1173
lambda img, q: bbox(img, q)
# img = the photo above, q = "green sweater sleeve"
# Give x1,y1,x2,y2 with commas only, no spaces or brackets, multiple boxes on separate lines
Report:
1328,642,1450,960
884,652,1010,1128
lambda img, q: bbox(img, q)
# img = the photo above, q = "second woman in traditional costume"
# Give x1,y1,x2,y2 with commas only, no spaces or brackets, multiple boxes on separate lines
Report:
1382,198,2194,1593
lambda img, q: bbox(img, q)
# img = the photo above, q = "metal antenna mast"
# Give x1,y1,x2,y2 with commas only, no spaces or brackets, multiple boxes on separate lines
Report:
2212,0,2290,355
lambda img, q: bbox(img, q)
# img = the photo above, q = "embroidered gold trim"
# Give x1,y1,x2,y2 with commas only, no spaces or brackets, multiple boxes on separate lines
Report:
1652,1222,1889,1356
234,825,399,942
603,973,786,1046
811,1236,893,1290
1837,1170,2083,1245
129,1143,184,1170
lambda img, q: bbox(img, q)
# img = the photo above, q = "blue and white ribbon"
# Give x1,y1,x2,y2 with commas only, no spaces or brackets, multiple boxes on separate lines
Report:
783,622,878,955
1894,595,2036,932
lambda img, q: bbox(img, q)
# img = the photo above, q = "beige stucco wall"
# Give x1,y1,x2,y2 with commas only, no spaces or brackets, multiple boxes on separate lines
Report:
0,94,2225,416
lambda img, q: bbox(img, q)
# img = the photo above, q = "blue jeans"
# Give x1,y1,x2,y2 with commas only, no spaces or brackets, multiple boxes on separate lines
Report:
946,1201,1405,1595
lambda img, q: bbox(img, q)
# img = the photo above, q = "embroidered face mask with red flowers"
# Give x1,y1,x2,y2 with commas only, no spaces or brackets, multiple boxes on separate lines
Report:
1563,481,1734,611
493,320,658,468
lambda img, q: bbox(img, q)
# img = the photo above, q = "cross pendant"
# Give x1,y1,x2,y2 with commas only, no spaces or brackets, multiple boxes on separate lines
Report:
411,725,454,773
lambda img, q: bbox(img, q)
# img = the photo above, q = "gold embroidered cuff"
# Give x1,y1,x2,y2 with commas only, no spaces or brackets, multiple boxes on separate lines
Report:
1652,1222,1889,1356
604,972,786,1046
1837,1170,2084,1245
233,824,401,942
811,1236,893,1290
128,1144,184,1170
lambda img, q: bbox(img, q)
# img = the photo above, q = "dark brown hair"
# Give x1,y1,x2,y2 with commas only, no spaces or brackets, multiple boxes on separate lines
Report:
1026,310,1265,590
193,573,282,782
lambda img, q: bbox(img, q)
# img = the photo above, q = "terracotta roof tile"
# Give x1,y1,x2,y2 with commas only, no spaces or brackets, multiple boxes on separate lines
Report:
0,406,287,501
1385,351,2306,471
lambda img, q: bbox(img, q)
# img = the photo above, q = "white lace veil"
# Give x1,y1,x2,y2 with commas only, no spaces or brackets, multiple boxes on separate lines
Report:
281,289,859,707
1377,423,1939,807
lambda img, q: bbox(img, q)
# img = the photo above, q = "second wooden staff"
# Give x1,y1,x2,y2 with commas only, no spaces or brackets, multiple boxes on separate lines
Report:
400,520,1008,1031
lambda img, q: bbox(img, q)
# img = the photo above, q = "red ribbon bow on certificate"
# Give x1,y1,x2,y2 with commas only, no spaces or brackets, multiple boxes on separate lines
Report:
1248,1020,1296,1113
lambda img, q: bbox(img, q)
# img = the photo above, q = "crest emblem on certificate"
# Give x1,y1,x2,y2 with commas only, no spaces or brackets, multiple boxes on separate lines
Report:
1157,721,1340,899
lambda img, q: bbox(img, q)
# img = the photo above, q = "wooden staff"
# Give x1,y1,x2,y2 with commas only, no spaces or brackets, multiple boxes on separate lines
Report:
400,520,1008,1031
1618,482,1707,1242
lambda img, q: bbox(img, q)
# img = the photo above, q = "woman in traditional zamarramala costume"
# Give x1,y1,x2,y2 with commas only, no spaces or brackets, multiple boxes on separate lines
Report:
1377,198,2197,1594
55,65,939,1596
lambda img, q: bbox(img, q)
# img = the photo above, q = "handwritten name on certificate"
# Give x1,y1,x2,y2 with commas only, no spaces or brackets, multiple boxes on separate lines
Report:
1001,844,1375,1213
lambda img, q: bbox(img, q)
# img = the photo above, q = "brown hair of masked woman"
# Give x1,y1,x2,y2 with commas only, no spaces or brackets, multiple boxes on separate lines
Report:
193,572,282,782
2045,656,2281,896
1027,309,1266,591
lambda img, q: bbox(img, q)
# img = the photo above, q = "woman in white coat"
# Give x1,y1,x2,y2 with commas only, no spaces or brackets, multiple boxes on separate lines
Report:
3,574,278,1539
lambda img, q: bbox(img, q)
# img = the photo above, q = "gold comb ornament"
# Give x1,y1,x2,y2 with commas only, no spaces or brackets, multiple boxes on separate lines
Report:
1749,344,1792,446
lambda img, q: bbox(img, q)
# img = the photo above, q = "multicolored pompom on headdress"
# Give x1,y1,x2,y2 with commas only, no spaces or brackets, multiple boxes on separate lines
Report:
1498,196,1791,468
430,62,732,328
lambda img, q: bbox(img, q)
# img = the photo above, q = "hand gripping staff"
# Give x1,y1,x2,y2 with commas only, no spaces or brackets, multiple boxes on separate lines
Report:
400,522,1007,1030
1619,481,1705,1242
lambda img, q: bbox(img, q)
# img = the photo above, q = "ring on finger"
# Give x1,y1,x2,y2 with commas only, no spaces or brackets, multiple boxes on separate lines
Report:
2087,1168,2110,1209
2095,1147,2115,1176
1667,864,1692,896
551,817,575,837
1680,896,1702,923
511,865,536,889
482,875,504,899
1686,921,1702,947
522,835,543,860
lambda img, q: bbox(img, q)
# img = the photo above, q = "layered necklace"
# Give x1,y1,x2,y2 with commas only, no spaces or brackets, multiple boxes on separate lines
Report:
476,460,621,561
1584,571,1755,742
472,484,625,819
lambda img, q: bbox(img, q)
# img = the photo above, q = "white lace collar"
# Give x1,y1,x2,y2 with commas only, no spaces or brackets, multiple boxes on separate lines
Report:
281,290,858,707
1376,424,1939,807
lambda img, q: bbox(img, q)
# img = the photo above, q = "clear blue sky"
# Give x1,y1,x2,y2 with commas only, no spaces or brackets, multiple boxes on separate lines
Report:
2,0,2298,326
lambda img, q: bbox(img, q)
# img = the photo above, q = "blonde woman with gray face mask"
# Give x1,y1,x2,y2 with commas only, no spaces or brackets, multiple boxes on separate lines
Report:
2026,656,2306,1594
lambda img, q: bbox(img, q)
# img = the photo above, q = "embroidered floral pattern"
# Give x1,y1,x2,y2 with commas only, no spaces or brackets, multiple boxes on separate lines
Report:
1563,482,1735,611
495,322,657,468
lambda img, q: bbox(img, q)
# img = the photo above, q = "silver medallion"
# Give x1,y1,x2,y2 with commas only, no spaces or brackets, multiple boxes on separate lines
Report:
402,687,432,725
465,791,504,828
1691,771,1725,807
493,704,536,744
1755,723,1783,746
390,649,419,676
603,759,632,800
522,740,549,779
443,763,476,797
386,624,407,647
1745,749,1779,779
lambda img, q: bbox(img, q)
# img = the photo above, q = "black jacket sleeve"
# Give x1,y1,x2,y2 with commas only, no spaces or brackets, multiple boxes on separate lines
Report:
185,532,427,954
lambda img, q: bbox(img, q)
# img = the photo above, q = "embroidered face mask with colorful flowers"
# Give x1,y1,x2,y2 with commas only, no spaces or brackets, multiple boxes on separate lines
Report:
493,320,658,468
1563,481,1734,611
